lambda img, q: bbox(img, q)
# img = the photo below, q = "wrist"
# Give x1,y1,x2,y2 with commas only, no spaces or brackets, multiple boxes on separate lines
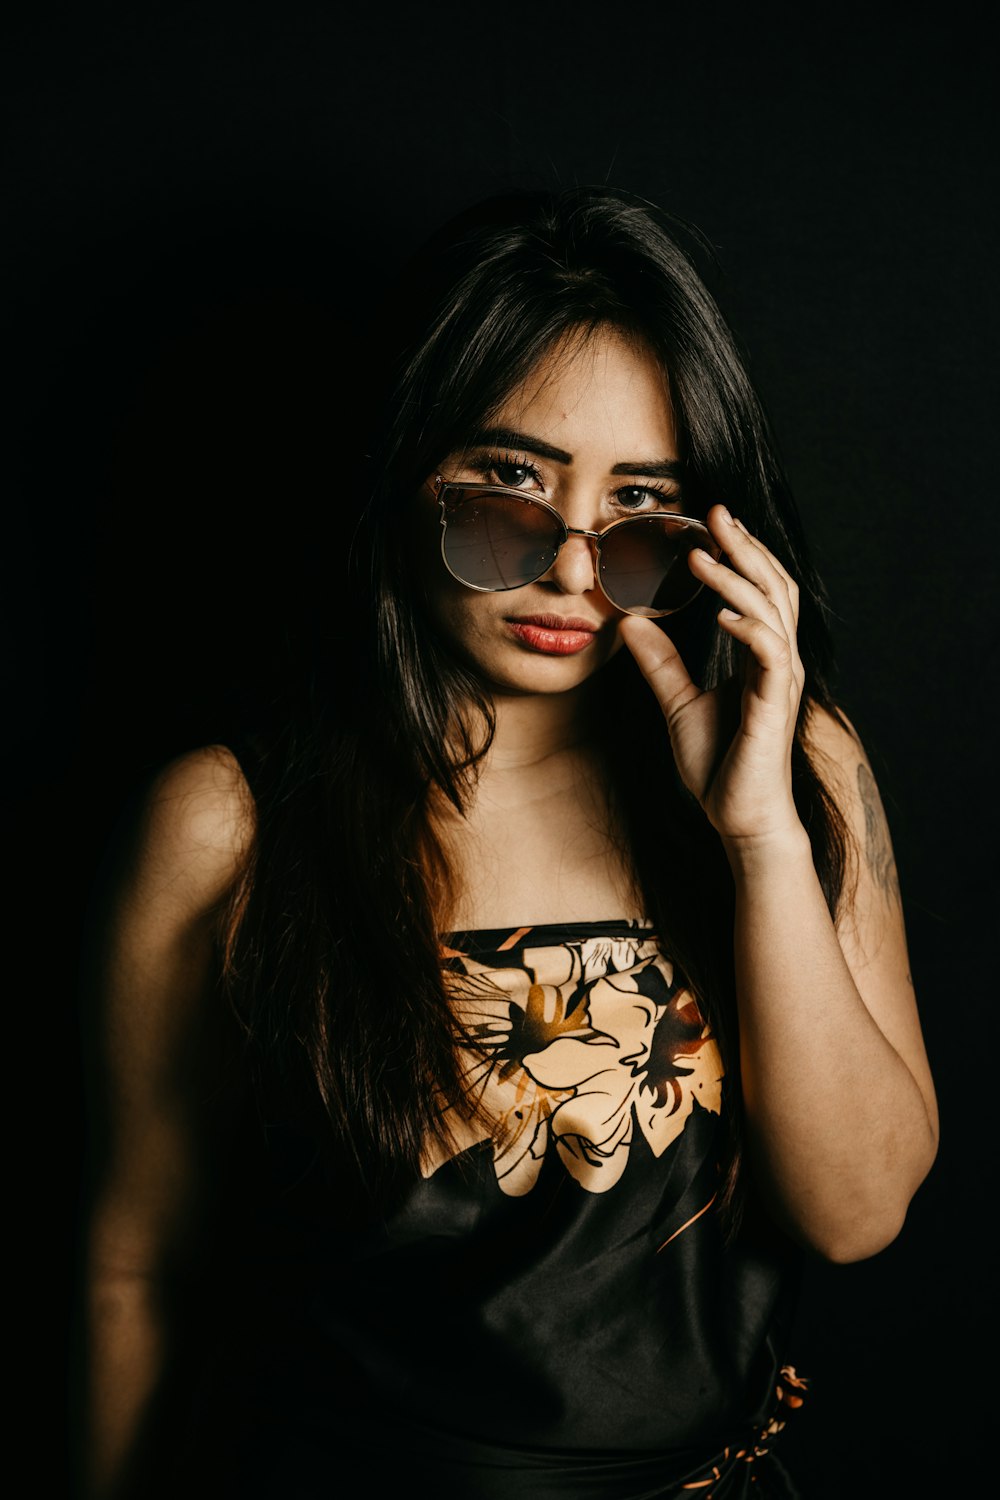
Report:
719,820,813,880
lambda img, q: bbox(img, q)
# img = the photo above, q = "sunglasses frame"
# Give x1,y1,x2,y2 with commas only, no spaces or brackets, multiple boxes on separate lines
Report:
433,476,719,617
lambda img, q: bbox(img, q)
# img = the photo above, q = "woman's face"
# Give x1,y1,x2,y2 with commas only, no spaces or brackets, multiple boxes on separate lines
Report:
416,326,684,698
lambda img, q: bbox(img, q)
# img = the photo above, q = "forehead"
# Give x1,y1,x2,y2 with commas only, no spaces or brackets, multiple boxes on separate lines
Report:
490,327,677,457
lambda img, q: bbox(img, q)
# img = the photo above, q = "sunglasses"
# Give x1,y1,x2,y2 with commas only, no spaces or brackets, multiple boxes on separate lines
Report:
433,477,721,618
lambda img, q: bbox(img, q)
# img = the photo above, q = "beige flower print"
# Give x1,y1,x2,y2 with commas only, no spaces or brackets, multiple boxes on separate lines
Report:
424,934,723,1196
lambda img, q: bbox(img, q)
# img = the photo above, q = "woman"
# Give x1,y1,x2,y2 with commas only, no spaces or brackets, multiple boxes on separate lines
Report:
80,187,938,1499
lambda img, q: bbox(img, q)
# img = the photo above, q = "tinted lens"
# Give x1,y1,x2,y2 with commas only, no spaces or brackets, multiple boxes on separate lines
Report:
442,493,563,590
599,516,713,616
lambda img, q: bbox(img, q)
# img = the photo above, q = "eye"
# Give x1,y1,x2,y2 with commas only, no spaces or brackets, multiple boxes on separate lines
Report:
613,484,680,514
451,450,545,490
491,458,540,489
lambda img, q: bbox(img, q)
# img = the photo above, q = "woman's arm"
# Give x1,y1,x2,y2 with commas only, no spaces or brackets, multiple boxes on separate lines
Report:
79,747,251,1497
723,707,937,1260
620,506,938,1261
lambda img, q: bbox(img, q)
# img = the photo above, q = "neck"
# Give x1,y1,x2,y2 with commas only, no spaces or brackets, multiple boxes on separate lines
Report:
480,681,600,772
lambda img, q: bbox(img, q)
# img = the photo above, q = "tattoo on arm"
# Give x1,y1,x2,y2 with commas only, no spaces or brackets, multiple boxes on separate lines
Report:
857,763,901,908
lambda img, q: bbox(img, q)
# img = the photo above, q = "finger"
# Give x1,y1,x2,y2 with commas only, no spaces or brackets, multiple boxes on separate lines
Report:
618,615,700,718
753,542,800,628
688,549,792,643
732,521,802,634
716,608,797,707
725,519,798,642
702,506,800,640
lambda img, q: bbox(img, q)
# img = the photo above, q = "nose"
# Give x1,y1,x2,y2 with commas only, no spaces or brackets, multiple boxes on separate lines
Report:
543,531,598,598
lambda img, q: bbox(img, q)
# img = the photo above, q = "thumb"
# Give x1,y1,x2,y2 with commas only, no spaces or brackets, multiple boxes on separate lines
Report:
618,616,699,718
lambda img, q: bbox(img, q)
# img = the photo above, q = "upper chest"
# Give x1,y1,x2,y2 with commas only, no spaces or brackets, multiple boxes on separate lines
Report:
436,752,638,929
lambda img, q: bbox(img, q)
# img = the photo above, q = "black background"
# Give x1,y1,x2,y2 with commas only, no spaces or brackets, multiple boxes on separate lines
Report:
6,4,996,1494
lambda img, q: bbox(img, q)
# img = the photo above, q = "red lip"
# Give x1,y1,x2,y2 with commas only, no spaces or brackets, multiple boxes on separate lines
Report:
507,613,601,631
505,613,601,656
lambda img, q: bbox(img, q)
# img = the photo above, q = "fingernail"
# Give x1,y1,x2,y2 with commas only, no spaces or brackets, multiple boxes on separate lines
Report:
716,505,733,524
719,608,741,621
694,547,717,563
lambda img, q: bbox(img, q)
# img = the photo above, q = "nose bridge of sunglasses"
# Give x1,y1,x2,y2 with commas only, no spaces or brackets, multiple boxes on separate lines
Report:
543,525,600,581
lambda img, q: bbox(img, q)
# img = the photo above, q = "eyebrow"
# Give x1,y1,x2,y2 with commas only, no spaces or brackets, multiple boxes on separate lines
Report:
467,426,684,482
469,427,572,464
609,458,684,481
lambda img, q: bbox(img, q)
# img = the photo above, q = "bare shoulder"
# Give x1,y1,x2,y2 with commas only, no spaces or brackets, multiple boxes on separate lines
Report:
802,700,864,778
123,744,255,921
803,700,904,927
804,704,891,838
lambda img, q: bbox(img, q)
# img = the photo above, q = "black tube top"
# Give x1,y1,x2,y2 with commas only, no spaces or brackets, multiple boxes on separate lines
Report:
237,921,805,1499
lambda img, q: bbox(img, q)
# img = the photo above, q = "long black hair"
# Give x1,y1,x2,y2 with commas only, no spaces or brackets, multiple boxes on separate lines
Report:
222,186,848,1222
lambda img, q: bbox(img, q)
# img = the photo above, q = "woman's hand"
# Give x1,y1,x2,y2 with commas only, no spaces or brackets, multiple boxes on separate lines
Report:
618,504,805,847
623,509,939,1258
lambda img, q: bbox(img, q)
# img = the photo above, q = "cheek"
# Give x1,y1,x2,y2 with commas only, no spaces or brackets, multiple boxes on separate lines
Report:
427,581,504,659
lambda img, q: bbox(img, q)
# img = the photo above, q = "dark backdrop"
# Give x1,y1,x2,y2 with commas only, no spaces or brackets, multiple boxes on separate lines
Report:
6,4,996,1494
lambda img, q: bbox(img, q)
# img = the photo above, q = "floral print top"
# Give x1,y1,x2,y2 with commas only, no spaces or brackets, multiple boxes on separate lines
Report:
427,920,723,1201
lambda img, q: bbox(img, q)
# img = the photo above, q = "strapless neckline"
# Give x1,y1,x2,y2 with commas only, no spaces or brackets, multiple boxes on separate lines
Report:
440,917,655,956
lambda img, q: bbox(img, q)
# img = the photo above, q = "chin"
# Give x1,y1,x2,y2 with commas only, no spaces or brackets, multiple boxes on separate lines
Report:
474,637,623,697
